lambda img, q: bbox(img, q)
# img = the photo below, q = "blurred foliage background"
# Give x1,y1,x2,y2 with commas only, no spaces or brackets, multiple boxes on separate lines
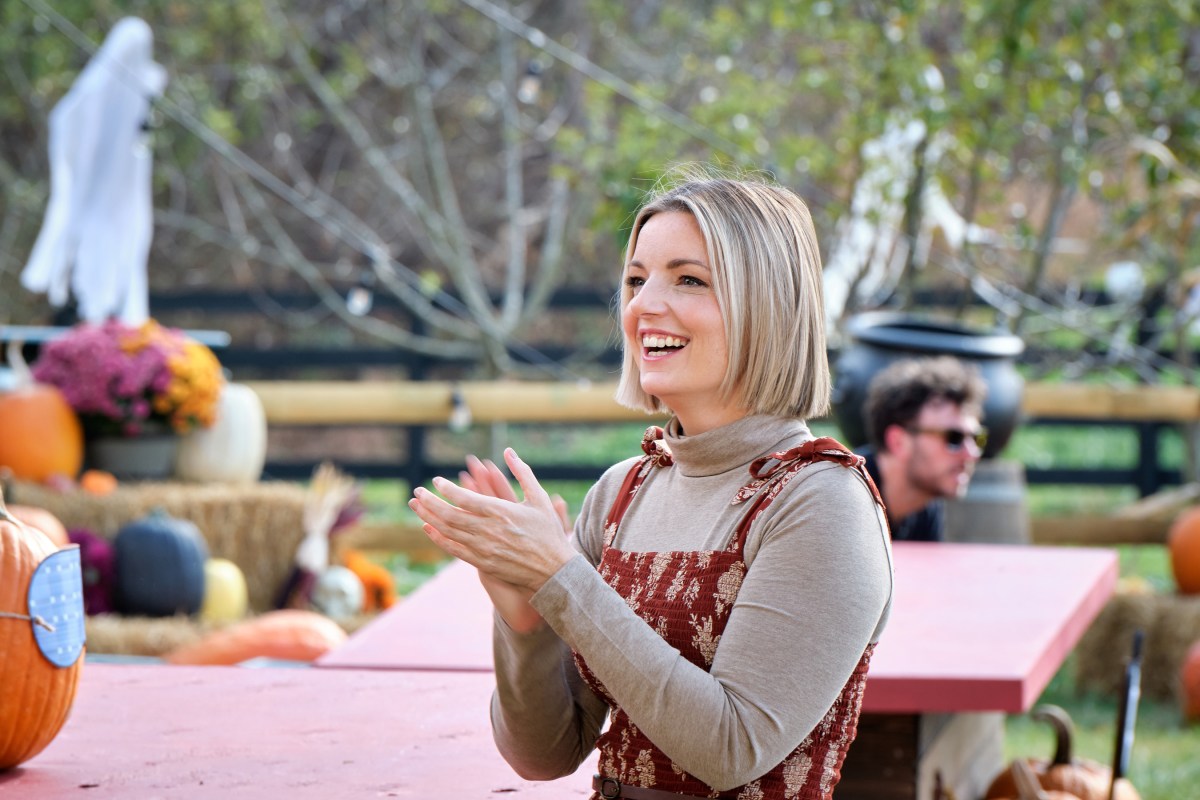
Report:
2,0,1199,383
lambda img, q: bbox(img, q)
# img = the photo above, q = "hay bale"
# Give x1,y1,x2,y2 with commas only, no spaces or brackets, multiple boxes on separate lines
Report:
1147,596,1200,704
1075,589,1200,702
85,611,378,658
1075,590,1159,697
86,614,215,657
9,479,307,613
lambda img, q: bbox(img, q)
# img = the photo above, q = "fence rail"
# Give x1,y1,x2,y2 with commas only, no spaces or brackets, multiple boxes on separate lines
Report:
243,379,1200,546
249,379,1200,424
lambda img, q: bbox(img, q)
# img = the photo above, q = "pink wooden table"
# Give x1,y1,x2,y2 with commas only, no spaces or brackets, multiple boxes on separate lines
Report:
318,542,1118,714
316,541,1119,800
8,664,592,799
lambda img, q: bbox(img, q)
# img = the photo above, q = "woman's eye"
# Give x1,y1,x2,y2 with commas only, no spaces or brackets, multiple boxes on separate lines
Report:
624,275,645,289
681,275,707,287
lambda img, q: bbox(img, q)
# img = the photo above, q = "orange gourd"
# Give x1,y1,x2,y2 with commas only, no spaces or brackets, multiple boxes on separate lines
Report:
7,504,69,548
1182,640,1200,723
163,609,347,666
1168,506,1200,594
984,705,1140,800
342,548,397,612
0,488,84,769
0,343,83,483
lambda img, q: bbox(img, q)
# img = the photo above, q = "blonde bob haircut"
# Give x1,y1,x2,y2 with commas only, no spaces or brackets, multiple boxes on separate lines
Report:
615,166,831,420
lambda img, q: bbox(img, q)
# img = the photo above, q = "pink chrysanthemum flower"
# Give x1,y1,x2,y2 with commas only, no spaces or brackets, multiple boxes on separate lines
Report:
32,320,224,438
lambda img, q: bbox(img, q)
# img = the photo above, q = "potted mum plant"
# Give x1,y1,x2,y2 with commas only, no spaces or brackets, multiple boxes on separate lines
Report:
31,320,224,480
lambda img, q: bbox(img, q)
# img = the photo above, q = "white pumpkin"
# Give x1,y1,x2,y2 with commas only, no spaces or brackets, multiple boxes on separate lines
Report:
311,566,365,620
200,558,249,623
175,383,267,484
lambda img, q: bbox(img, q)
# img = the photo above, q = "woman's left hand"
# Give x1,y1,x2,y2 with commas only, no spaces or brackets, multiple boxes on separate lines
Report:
408,447,576,592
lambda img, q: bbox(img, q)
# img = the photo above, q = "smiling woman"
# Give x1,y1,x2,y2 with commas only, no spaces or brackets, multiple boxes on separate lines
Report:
407,165,893,800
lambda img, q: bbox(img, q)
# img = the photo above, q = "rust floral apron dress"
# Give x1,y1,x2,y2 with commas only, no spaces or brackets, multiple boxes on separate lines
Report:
574,427,885,800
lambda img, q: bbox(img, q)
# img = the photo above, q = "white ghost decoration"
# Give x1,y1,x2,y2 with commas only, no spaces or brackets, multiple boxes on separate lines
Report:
21,17,168,325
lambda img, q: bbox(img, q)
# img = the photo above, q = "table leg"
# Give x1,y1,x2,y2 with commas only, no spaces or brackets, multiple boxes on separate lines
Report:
838,712,1004,800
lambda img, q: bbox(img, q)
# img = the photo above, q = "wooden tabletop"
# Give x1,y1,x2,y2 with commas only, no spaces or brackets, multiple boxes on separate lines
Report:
9,665,592,799
317,541,1119,714
7,542,1118,799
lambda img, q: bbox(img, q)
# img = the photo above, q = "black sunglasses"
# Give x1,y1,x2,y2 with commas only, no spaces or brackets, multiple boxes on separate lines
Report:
905,426,988,452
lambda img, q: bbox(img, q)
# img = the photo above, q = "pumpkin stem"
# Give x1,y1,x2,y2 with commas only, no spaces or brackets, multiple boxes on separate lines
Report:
4,339,33,389
0,484,29,531
1031,703,1075,766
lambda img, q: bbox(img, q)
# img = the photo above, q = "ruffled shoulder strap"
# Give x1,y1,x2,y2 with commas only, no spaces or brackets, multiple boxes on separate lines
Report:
727,436,884,551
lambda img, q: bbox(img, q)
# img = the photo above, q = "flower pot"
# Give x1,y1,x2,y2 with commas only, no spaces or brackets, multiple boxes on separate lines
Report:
831,311,1025,458
87,431,180,481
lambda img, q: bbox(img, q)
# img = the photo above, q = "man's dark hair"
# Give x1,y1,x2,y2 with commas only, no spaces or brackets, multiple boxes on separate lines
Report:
863,356,987,449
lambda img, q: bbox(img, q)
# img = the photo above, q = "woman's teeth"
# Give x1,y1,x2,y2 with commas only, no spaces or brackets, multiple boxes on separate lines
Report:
642,334,686,350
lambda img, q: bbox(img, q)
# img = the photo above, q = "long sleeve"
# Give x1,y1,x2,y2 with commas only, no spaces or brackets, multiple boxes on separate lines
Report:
489,570,610,780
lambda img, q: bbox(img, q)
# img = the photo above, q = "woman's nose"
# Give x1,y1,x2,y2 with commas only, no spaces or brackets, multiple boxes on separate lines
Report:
627,279,667,315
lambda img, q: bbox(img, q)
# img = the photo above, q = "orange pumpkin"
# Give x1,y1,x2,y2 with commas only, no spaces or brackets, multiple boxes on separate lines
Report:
984,705,1140,800
1182,640,1200,723
0,381,83,484
1168,506,1200,594
6,504,69,548
163,609,347,666
0,489,84,769
79,469,118,497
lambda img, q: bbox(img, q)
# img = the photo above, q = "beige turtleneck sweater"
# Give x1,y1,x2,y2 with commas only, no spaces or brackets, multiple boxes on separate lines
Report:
490,414,894,791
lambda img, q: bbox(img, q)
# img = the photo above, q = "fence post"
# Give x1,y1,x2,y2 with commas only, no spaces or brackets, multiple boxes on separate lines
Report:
1136,422,1161,497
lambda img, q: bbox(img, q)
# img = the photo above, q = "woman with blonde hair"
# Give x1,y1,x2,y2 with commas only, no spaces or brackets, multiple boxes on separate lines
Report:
409,166,893,799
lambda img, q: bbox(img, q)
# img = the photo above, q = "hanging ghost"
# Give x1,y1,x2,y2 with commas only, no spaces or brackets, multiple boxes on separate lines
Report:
21,17,168,325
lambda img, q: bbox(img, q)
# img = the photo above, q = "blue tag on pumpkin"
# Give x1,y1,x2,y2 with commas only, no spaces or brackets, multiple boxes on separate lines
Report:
27,545,86,668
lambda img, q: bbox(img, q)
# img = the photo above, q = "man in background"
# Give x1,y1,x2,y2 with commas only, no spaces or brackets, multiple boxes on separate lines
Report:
860,356,987,541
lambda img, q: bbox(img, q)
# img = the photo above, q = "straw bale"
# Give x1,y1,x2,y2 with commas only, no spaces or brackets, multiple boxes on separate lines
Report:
85,612,378,657
1147,595,1200,705
9,479,307,612
1075,589,1200,702
86,614,214,657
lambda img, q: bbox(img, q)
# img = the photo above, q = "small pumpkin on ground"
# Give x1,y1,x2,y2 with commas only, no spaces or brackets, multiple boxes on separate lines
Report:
163,609,347,665
113,508,209,617
984,704,1140,800
0,487,85,770
1182,640,1200,723
1168,506,1200,595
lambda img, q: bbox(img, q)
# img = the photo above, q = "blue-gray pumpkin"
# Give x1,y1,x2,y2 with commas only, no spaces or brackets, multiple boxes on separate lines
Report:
114,509,209,617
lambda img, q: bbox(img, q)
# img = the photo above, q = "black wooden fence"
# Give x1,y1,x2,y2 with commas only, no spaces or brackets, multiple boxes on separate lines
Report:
11,288,1191,496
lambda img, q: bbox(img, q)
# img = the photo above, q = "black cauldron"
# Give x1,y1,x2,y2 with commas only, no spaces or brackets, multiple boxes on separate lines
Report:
831,312,1025,458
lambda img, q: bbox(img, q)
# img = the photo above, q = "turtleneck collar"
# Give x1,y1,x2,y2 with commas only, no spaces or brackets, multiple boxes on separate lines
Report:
663,414,814,478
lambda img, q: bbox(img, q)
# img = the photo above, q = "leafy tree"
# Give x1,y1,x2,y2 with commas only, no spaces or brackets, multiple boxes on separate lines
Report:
4,0,1199,384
